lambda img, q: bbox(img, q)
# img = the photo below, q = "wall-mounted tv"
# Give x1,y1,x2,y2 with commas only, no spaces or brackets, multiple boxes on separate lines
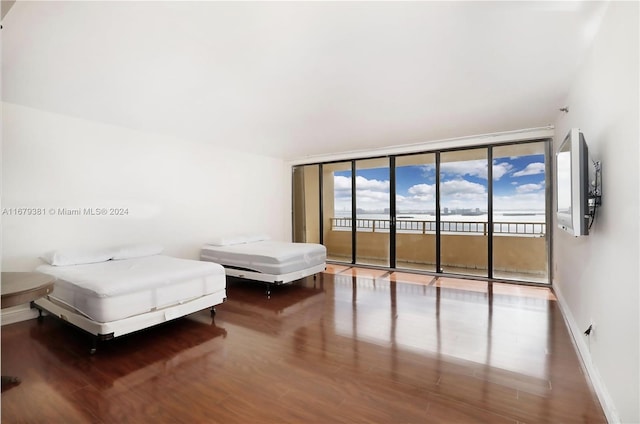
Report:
556,128,599,237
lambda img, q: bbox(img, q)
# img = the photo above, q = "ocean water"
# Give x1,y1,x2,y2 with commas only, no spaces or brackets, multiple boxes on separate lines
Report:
333,211,546,235
334,211,545,223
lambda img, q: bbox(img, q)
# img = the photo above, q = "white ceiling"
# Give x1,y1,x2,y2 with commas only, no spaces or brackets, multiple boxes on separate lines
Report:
2,1,607,160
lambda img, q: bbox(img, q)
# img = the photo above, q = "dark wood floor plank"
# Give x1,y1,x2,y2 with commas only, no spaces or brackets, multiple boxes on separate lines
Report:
1,270,607,423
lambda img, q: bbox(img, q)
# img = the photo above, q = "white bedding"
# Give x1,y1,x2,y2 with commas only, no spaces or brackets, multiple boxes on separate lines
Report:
200,241,326,276
37,255,226,323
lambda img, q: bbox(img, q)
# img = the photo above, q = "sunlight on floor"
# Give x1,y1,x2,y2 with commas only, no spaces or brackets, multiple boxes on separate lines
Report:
327,264,555,301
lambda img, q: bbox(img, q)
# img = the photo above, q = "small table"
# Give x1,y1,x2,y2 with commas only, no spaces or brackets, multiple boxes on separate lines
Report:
1,272,55,387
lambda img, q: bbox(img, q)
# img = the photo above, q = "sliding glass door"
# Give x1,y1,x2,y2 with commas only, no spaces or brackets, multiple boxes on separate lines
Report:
395,153,436,272
354,158,391,267
322,161,353,262
292,140,551,284
439,149,489,277
492,142,549,282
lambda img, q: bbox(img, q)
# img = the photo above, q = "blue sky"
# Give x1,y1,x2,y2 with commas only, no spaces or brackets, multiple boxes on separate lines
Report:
334,154,546,212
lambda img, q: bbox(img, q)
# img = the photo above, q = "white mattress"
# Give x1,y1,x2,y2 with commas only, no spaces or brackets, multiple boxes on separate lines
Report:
36,255,226,323
200,241,326,275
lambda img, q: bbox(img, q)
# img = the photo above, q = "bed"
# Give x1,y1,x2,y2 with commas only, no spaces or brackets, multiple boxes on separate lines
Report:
199,235,326,297
33,244,227,353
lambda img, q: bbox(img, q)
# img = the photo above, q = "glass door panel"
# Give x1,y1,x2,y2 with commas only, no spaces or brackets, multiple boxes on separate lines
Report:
439,149,488,277
395,153,436,271
355,158,390,267
323,162,353,263
492,142,549,283
292,165,320,243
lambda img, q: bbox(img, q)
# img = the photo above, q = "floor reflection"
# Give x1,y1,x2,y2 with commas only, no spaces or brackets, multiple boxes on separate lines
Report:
27,310,228,387
0,311,228,422
219,278,326,334
331,272,553,380
2,269,604,423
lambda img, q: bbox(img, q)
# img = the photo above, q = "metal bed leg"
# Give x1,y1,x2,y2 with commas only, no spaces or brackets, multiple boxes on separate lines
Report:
210,306,216,316
89,333,114,355
36,308,44,322
265,283,271,299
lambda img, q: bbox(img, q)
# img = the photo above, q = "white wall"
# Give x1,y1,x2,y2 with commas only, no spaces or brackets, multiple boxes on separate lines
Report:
2,102,288,271
553,2,639,423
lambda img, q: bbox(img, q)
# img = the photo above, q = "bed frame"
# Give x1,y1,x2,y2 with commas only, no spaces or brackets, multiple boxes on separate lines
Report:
223,263,326,297
33,291,226,354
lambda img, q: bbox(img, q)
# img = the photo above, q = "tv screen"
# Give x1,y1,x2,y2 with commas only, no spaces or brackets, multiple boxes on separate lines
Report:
556,143,572,219
556,128,590,236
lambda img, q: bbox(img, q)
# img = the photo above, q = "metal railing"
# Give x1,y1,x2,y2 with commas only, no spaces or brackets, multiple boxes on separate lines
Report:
331,217,545,236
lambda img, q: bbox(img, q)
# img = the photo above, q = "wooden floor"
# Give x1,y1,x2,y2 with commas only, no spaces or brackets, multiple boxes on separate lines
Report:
1,266,606,423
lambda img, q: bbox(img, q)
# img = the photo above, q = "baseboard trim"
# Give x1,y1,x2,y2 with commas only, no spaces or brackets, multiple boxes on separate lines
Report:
1,303,38,326
553,283,620,423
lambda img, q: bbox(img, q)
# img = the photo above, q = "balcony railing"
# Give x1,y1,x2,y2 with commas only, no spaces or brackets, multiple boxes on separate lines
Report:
331,217,545,237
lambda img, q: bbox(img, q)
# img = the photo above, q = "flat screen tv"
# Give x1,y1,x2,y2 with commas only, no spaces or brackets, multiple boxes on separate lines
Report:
556,128,592,236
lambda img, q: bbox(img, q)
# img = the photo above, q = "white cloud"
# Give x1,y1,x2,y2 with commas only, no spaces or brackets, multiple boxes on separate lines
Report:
441,160,486,178
334,175,353,209
333,163,545,213
355,175,389,191
513,162,545,177
494,192,545,211
440,179,486,195
493,162,514,180
439,160,513,180
357,190,390,201
334,175,351,189
334,175,390,192
440,179,487,209
419,164,436,177
333,175,391,211
516,183,545,193
408,183,435,196
394,184,436,210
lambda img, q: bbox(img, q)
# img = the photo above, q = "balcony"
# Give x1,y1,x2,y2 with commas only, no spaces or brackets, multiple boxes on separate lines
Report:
324,217,548,283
